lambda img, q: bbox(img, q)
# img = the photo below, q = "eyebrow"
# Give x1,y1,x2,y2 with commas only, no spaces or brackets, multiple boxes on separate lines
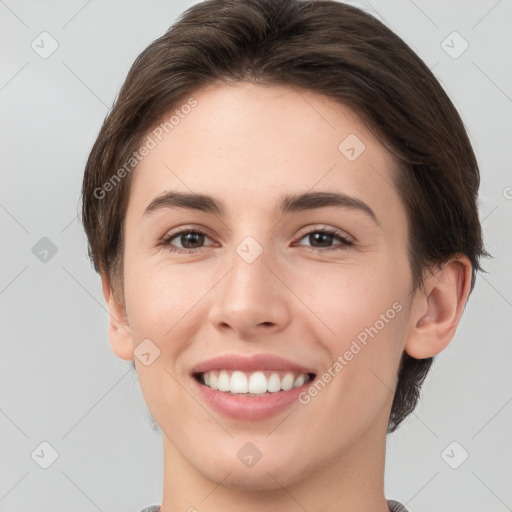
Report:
143,190,378,224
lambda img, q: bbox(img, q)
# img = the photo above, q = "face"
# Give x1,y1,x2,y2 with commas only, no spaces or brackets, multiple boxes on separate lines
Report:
117,82,417,490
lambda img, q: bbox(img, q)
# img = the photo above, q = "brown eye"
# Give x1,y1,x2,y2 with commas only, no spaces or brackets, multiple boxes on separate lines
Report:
296,227,353,251
161,229,213,253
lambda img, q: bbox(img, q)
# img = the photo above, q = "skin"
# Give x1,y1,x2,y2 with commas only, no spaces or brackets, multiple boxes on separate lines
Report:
101,82,472,511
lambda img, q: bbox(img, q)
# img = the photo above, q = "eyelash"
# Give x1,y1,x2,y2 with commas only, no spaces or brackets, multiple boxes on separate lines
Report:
159,226,353,254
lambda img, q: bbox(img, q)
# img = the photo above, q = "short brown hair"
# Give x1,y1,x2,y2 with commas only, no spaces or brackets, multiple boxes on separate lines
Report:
81,0,487,433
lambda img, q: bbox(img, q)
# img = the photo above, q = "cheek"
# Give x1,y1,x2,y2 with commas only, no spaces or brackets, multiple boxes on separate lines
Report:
124,254,205,342
301,257,410,402
124,259,203,432
297,257,407,342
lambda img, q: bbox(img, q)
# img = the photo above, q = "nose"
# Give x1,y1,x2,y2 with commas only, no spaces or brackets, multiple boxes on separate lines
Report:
207,242,291,340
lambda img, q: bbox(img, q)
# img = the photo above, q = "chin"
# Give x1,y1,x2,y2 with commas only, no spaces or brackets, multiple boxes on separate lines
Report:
209,464,298,492
192,446,309,492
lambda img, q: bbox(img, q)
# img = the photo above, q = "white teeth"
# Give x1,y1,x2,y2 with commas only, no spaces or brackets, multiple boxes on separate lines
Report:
248,371,267,394
209,371,218,390
230,371,248,393
293,374,306,388
217,370,230,392
280,372,295,391
267,373,281,392
200,370,311,394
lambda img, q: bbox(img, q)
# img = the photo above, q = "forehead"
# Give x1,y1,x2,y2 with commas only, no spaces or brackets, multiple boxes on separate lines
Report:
126,82,403,224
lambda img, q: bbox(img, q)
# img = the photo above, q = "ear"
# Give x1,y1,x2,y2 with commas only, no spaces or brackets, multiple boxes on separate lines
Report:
405,255,473,359
100,272,134,361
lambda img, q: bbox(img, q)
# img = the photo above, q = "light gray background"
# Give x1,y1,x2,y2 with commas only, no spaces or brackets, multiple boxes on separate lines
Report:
1,1,511,511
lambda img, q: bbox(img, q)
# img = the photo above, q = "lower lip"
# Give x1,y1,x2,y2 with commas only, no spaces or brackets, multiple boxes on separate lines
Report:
191,376,312,421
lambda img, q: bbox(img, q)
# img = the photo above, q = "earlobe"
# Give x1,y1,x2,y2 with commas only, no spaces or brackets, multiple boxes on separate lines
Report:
100,272,134,361
405,255,473,359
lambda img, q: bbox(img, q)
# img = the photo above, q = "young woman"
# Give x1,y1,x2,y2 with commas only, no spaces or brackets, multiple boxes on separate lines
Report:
81,1,486,510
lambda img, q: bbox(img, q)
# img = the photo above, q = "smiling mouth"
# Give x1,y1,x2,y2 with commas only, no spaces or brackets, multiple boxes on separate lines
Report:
193,369,316,396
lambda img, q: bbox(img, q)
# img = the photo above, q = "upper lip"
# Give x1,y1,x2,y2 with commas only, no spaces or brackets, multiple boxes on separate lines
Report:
191,353,315,375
